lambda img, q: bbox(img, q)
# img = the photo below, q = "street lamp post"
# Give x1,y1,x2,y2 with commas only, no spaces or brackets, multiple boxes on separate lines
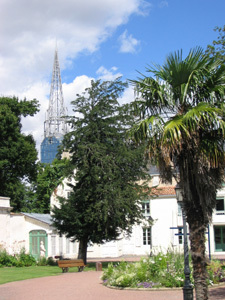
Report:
175,183,193,300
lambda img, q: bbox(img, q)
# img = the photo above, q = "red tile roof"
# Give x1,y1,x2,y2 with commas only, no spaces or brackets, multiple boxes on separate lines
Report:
151,186,176,196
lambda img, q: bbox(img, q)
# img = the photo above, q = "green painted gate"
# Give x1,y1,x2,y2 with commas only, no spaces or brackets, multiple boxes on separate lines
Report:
29,230,48,259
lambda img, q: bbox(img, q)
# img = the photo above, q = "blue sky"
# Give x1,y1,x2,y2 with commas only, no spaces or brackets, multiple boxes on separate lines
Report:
0,0,224,156
61,0,225,83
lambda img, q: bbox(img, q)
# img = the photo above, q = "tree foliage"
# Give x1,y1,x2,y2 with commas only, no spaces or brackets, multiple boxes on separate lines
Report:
129,47,225,300
52,78,151,263
26,158,71,213
206,25,225,62
0,96,39,211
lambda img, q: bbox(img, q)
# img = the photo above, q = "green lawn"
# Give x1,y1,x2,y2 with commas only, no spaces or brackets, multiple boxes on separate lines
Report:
0,266,62,284
0,262,109,285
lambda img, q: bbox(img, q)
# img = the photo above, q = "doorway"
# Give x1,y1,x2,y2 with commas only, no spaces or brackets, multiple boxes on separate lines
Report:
29,230,48,259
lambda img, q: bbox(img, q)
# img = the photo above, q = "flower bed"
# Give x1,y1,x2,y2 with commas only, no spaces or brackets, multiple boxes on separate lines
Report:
102,251,225,289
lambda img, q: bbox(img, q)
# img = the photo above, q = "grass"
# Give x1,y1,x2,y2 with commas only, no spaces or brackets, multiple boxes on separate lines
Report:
0,266,62,284
0,262,111,285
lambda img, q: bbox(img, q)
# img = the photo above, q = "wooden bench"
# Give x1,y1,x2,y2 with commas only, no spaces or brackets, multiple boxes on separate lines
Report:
57,259,85,273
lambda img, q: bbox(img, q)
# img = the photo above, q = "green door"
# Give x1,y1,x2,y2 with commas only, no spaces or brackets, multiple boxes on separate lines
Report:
214,226,225,252
29,230,48,259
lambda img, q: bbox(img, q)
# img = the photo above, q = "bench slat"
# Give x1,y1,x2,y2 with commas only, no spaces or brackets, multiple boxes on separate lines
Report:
57,259,85,273
58,259,84,263
58,262,84,267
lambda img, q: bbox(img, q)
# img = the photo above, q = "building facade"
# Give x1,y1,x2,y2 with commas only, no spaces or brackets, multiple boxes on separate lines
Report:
1,176,225,260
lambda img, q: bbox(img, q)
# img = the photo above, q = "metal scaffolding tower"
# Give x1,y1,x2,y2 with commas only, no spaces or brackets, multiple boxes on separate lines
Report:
41,48,68,163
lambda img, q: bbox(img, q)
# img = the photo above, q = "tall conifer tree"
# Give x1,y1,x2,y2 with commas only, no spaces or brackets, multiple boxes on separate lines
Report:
52,78,150,263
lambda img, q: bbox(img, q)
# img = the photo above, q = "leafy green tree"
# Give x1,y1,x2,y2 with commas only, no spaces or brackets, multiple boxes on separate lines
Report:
0,96,39,211
129,47,225,300
31,159,71,213
206,25,225,61
52,78,151,264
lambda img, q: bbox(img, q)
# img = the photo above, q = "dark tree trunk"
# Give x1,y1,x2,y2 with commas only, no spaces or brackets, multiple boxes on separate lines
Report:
78,238,88,265
179,157,210,300
188,216,208,300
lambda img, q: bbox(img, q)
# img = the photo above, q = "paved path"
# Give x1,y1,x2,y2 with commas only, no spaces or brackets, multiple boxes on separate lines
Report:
0,271,225,300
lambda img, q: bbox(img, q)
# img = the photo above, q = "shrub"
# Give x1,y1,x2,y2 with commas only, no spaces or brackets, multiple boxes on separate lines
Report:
207,260,225,284
0,250,18,267
16,248,36,267
37,257,48,266
0,248,36,267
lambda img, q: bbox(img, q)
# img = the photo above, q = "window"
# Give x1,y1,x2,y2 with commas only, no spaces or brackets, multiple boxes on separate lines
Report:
152,176,159,187
72,241,76,253
178,227,183,245
143,227,151,245
59,237,63,255
51,235,56,256
66,239,70,253
142,201,150,217
178,202,182,217
216,198,225,215
214,226,225,251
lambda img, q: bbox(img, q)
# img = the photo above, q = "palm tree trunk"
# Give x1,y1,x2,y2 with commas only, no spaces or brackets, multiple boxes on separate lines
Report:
189,219,208,300
78,238,88,265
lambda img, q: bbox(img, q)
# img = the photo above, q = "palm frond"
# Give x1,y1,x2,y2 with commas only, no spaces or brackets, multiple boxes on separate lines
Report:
129,46,225,195
131,76,173,116
161,115,190,151
183,102,223,131
128,115,164,143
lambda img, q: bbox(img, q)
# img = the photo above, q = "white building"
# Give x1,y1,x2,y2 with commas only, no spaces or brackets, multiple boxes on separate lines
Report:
1,171,225,260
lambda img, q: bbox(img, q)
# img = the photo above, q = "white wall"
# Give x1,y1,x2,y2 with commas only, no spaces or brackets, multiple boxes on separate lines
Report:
2,184,225,260
9,214,26,254
0,197,11,251
151,196,180,253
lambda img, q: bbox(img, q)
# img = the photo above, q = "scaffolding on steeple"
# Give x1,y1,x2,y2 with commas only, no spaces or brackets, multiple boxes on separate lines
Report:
40,48,68,164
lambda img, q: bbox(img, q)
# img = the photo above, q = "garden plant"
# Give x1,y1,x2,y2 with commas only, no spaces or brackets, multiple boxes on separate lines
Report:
102,251,225,289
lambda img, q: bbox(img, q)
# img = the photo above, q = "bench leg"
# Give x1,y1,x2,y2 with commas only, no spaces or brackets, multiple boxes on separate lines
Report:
78,266,84,272
62,267,69,273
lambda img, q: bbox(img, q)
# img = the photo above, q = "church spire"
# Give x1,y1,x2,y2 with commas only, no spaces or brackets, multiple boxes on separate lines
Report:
40,48,68,164
44,48,67,138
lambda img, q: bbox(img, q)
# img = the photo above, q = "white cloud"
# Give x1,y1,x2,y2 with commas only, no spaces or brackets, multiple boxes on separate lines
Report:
19,81,50,158
0,0,145,95
0,0,147,158
63,75,93,115
119,85,135,105
118,30,141,54
96,66,123,81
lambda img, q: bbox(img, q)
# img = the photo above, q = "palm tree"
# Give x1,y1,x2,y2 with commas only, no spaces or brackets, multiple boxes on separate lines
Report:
130,47,225,300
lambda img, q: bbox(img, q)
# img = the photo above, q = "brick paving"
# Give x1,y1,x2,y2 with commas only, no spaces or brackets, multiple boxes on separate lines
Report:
0,271,224,300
